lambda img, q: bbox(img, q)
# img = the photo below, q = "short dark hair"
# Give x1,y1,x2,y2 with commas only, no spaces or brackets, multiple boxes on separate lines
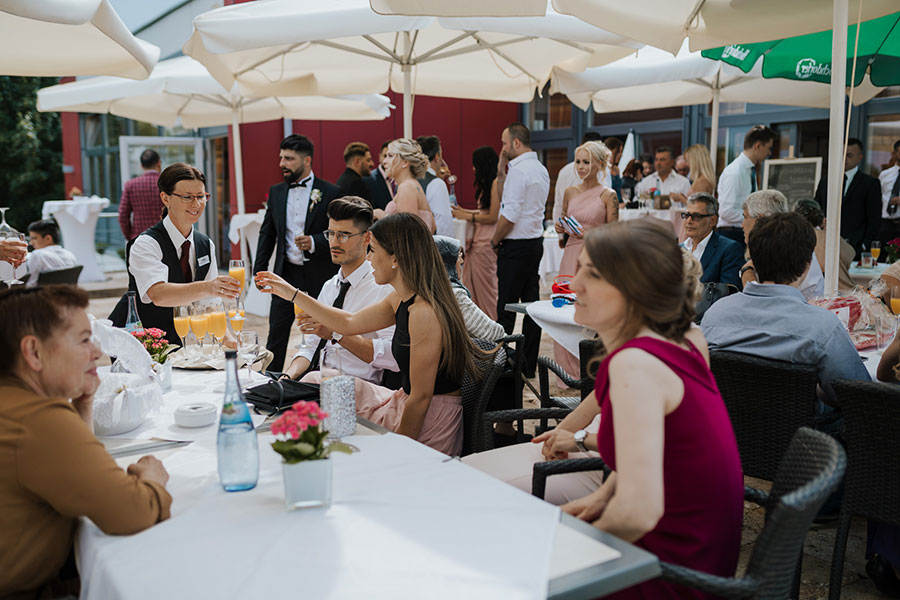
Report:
654,146,674,159
380,139,392,151
893,139,900,152
743,125,778,150
795,199,825,228
327,196,374,231
140,149,160,169
27,219,61,244
581,131,602,144
343,141,370,163
748,213,816,285
847,137,864,153
280,134,314,157
0,285,89,377
687,193,718,216
415,136,441,161
506,122,531,147
604,137,623,152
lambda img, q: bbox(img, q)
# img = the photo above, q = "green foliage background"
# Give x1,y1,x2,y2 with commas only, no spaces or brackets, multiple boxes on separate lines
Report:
0,76,64,231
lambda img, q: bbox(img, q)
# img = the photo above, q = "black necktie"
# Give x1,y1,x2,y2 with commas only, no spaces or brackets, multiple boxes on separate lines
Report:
310,280,352,371
890,170,900,216
289,176,311,189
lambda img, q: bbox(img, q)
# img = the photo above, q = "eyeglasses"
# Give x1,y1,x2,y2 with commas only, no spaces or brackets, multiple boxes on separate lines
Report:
323,230,365,243
681,212,715,221
169,192,210,203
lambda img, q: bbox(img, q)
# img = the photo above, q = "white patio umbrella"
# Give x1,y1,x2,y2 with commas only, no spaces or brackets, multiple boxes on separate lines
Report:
37,56,393,214
551,42,882,171
183,0,640,138
0,0,159,79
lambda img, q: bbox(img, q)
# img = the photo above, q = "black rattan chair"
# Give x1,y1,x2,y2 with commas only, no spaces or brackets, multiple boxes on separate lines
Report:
828,379,900,600
460,338,508,456
36,265,83,285
534,428,845,600
533,338,603,431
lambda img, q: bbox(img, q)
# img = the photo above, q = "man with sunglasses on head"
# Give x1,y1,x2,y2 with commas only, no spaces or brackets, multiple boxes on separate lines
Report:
280,196,399,385
680,193,744,288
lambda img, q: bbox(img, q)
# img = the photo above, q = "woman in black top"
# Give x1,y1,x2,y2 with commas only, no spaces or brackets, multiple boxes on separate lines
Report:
256,213,487,455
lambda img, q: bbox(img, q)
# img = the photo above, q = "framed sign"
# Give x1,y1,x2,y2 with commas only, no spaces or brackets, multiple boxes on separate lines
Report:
762,157,822,205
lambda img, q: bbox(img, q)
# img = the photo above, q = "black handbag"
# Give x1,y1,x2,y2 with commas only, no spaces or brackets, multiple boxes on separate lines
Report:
694,282,739,324
242,378,320,414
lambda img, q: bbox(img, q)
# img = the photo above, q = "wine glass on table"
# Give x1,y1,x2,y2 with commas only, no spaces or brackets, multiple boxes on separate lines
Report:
239,330,260,384
871,241,881,263
207,298,227,353
294,303,314,350
173,306,191,354
228,299,246,335
229,259,246,298
0,207,27,286
190,300,209,353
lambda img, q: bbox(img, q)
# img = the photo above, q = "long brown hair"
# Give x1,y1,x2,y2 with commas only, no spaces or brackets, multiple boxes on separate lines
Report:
584,219,697,347
369,213,487,383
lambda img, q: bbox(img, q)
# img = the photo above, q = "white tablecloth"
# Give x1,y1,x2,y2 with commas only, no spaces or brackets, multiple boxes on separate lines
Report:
619,208,685,241
849,261,888,287
227,210,269,317
526,300,595,357
540,234,565,282
41,197,110,282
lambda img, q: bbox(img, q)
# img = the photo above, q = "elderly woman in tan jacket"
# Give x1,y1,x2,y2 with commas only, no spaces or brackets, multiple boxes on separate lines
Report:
0,285,172,598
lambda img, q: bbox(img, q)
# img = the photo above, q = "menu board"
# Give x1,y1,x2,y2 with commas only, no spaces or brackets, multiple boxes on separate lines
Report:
762,157,822,204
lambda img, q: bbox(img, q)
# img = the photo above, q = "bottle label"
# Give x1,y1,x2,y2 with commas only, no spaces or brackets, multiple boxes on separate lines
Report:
221,399,252,424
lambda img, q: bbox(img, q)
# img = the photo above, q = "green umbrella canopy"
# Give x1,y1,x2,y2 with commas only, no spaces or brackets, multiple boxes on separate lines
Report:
701,11,900,87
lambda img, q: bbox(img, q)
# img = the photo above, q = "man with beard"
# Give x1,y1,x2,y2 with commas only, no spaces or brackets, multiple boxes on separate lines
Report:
254,134,342,371
336,142,374,202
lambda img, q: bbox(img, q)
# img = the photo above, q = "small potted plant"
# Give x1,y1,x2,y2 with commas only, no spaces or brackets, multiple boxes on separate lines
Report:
271,401,352,509
131,328,177,392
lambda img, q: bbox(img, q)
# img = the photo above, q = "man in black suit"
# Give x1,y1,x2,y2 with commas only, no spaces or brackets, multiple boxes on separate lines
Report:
335,141,373,202
814,137,882,259
681,193,744,288
254,134,342,371
365,139,394,211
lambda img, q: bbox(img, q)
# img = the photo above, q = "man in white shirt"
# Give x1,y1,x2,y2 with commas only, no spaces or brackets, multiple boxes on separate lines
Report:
716,125,778,249
24,219,77,287
491,122,550,376
877,139,900,258
282,197,399,385
634,146,691,199
415,135,454,237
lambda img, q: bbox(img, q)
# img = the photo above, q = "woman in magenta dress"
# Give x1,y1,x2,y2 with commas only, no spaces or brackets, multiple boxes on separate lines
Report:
554,141,619,377
373,138,435,233
560,219,743,599
452,145,500,320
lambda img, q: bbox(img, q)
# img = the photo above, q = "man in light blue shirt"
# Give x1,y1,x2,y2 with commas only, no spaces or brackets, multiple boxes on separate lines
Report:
701,212,869,408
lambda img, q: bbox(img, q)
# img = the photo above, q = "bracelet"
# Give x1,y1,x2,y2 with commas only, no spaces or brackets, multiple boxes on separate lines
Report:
739,265,756,277
290,288,299,303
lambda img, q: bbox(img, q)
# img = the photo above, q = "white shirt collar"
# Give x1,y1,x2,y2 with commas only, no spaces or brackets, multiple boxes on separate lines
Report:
339,260,373,286
162,214,193,249
738,152,755,169
509,151,537,167
845,165,859,180
683,229,714,252
427,167,436,175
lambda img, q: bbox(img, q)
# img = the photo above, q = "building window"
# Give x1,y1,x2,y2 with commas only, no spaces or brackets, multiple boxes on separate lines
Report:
867,114,900,175
529,85,572,131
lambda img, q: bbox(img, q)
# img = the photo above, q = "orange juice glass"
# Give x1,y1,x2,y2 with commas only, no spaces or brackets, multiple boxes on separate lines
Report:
173,316,190,339
208,311,227,340
228,309,245,332
190,315,209,343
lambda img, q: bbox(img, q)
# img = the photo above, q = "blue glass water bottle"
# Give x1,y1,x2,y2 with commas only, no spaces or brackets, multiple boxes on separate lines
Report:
217,350,259,491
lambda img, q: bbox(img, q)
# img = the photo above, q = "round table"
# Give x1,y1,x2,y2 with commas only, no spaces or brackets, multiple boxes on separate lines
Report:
41,196,110,282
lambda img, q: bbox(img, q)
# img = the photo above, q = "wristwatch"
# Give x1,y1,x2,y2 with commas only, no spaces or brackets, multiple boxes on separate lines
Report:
330,332,343,344
573,429,588,453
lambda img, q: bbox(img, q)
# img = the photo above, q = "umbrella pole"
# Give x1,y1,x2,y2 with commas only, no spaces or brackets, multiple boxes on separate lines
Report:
402,31,412,139
232,108,246,215
710,87,720,173
824,0,848,296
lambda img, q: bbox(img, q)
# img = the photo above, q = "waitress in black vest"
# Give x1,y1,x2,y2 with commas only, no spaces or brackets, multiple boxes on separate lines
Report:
111,163,240,344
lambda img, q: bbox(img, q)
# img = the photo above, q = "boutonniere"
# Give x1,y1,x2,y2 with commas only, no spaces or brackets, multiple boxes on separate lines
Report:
308,189,323,211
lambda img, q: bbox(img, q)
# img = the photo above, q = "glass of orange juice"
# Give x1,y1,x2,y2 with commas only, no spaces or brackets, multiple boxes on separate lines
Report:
892,286,900,317
207,298,227,352
228,299,246,334
294,303,313,348
173,306,191,350
229,259,246,297
190,300,210,351
871,241,882,262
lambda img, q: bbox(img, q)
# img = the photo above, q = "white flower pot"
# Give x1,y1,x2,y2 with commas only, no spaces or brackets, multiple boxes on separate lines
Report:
282,458,331,510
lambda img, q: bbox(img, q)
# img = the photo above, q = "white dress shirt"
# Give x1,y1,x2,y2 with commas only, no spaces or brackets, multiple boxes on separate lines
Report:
879,165,899,218
552,162,609,222
844,165,859,196
425,167,454,237
499,151,550,240
285,173,316,265
799,252,825,301
24,245,77,288
717,152,755,227
129,215,218,303
292,260,398,384
681,230,714,262
634,170,691,199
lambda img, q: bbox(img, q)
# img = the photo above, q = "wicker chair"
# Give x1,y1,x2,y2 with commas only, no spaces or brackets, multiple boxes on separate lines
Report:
460,338,508,456
828,379,900,600
709,350,823,482
533,338,602,431
533,428,846,600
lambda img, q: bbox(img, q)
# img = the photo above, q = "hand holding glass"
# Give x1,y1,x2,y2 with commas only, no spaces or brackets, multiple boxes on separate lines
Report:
229,260,245,296
294,304,314,349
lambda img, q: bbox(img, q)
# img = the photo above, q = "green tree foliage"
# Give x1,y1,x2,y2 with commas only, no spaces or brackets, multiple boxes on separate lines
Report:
0,76,63,231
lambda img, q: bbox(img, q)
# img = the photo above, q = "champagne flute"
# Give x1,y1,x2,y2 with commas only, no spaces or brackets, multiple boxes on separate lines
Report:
190,300,209,352
173,306,191,350
294,303,314,349
2,231,27,286
229,259,246,297
240,330,260,383
228,299,246,334
207,298,227,352
871,241,882,262
891,286,900,317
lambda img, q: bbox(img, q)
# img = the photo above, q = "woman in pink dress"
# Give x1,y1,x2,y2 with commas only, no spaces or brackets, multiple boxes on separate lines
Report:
559,220,743,599
452,145,500,320
373,138,435,233
554,141,619,376
256,213,488,456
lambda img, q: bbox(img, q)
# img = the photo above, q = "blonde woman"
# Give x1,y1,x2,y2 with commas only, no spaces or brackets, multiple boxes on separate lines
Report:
373,138,436,233
672,144,716,205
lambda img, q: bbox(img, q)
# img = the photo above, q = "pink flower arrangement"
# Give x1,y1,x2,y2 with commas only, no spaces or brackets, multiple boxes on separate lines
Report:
130,328,177,364
270,401,351,463
271,401,328,440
